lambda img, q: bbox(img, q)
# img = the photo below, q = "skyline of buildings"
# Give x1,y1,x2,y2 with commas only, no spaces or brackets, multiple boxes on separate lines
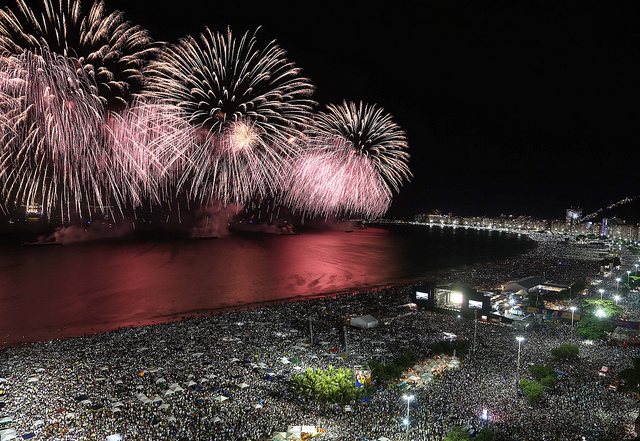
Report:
412,208,640,243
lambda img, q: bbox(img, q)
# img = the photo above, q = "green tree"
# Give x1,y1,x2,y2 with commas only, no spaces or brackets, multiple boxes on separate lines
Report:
580,299,623,319
529,365,555,381
577,315,613,339
519,379,545,404
540,376,557,389
443,426,471,441
475,427,496,441
551,344,579,359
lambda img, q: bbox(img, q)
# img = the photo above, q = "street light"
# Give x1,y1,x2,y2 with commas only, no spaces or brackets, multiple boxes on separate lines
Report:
596,309,606,318
628,271,631,284
616,278,621,296
635,263,639,277
599,288,604,300
516,336,524,396
403,394,414,439
570,306,576,340
614,295,620,305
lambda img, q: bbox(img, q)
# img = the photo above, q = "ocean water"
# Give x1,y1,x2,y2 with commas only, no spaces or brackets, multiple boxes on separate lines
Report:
0,223,534,345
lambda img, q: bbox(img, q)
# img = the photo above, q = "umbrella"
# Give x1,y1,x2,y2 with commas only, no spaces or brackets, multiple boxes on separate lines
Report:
213,417,222,423
214,395,228,402
253,404,263,409
26,378,38,383
237,382,249,389
271,432,287,440
155,378,166,384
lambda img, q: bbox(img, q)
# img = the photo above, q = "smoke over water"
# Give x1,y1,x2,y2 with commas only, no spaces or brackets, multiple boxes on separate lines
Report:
44,222,135,244
190,203,243,238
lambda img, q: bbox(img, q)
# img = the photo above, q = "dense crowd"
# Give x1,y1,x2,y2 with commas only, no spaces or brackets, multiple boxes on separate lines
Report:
1,233,639,441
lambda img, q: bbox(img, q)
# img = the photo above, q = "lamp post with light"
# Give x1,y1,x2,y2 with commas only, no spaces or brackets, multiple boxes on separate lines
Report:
570,306,576,340
599,289,604,300
516,336,524,396
403,394,414,440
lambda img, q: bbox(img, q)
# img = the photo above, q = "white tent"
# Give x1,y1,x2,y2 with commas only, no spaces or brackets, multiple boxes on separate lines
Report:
33,420,44,427
253,404,263,409
0,428,17,441
214,395,228,402
106,435,122,441
350,315,379,329
26,377,39,383
155,378,166,384
237,382,249,389
271,432,287,440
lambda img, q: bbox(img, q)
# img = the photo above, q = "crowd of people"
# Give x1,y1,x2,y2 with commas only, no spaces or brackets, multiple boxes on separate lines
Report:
1,233,639,441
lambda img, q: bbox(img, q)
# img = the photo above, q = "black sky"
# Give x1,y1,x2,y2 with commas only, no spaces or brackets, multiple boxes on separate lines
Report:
107,0,640,221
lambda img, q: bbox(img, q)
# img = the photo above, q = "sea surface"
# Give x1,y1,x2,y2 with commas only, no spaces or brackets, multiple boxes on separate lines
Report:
0,223,535,346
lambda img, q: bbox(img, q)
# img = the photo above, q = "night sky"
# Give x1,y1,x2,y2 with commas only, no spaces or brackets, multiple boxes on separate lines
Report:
103,1,640,220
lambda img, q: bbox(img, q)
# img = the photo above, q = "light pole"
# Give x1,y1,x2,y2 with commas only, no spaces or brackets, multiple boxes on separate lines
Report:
614,295,620,305
635,263,639,277
516,336,524,396
403,394,414,439
473,308,478,352
616,278,621,297
628,271,631,284
570,306,576,340
599,288,604,300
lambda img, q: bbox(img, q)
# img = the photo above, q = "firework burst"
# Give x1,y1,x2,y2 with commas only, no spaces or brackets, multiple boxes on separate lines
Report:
145,27,315,206
282,135,393,219
0,50,141,222
309,101,411,194
0,0,158,109
282,101,410,219
105,99,197,203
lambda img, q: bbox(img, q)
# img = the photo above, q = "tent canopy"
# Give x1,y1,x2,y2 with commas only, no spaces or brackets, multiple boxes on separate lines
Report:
350,315,379,329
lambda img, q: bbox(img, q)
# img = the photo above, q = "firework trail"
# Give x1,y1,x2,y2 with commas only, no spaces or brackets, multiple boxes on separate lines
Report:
145,27,315,206
282,101,410,219
0,50,142,222
0,0,158,109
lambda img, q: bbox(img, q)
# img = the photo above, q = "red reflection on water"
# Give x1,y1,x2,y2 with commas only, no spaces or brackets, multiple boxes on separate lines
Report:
0,227,406,346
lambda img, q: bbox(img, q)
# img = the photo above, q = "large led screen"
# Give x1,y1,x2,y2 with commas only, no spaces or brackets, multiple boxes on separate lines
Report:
469,299,483,309
416,291,429,300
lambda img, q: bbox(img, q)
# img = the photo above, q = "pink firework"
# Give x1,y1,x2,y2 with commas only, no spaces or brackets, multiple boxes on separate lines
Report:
105,99,197,203
283,135,392,219
182,119,296,206
0,50,147,222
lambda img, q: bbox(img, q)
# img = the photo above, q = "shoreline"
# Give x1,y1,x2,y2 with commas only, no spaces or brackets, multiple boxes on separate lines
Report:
3,229,607,350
